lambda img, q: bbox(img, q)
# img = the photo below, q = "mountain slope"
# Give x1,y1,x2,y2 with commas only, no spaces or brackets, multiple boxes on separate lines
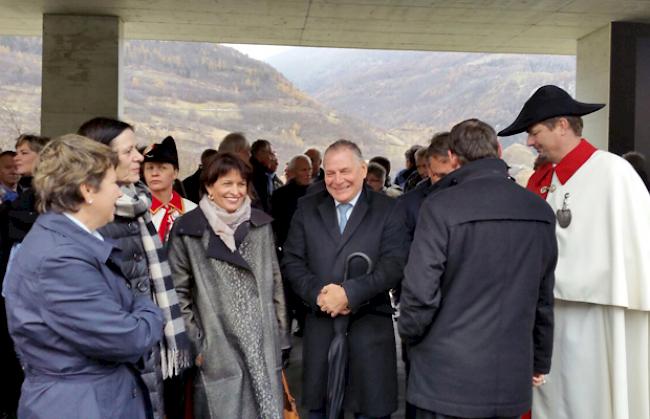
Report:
267,48,576,147
0,38,398,177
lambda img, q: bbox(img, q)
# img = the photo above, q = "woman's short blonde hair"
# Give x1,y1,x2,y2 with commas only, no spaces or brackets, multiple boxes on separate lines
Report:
33,134,118,213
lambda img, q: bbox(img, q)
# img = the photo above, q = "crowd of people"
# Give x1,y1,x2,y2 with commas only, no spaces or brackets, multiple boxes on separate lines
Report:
0,84,649,419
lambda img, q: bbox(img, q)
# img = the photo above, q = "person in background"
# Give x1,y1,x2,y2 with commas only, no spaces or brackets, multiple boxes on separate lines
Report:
143,136,197,244
250,139,281,213
79,116,191,419
0,134,50,419
0,134,51,279
182,148,217,204
305,147,324,181
403,147,429,192
3,134,163,419
622,151,649,192
394,145,421,189
0,151,19,204
365,162,388,193
272,154,313,340
168,152,289,418
370,156,402,198
218,132,251,163
369,156,392,188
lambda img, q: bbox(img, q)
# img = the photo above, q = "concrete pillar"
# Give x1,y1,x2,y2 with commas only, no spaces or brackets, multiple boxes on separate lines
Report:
577,22,650,171
576,24,610,151
41,14,123,137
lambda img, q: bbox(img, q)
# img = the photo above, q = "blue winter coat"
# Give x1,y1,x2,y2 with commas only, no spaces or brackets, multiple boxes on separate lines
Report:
2,212,164,419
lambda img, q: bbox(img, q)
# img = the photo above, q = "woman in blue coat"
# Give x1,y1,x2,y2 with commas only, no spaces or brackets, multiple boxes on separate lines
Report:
2,134,164,419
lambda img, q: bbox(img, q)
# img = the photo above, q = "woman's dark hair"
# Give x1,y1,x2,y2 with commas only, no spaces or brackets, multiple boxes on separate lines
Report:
200,152,252,195
77,117,133,146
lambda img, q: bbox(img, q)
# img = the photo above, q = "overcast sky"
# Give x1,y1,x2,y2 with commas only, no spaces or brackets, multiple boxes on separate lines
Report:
222,44,293,61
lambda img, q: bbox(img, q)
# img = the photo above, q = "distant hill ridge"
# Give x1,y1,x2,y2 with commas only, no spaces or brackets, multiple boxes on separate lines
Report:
0,37,574,175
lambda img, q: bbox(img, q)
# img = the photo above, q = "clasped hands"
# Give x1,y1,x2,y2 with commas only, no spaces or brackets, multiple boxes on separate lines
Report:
317,284,350,317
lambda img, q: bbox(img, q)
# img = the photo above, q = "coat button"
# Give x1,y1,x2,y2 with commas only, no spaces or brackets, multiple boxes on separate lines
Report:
132,387,137,398
137,281,149,293
134,252,143,262
126,283,132,289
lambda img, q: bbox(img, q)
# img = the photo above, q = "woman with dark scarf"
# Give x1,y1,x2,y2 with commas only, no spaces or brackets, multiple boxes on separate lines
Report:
167,152,290,419
78,117,190,419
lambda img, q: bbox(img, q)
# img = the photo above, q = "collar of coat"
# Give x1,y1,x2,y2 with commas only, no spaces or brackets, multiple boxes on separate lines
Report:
36,212,117,264
171,206,272,271
435,157,510,190
150,190,185,214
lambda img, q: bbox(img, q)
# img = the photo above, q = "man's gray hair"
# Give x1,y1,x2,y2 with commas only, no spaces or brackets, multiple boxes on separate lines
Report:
287,154,312,171
324,139,364,162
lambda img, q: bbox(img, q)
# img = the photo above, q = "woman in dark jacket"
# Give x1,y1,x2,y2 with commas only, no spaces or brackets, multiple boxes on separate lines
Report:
3,134,163,419
167,152,290,419
78,117,190,419
0,134,50,419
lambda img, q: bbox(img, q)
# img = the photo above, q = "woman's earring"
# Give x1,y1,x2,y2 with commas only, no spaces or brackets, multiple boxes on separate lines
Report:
208,194,213,201
87,199,94,205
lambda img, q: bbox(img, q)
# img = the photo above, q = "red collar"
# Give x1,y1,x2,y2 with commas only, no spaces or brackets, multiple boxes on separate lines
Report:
554,139,597,185
526,139,597,199
151,191,184,214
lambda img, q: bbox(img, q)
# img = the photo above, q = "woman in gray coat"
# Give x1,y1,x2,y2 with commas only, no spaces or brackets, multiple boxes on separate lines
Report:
168,152,290,419
3,135,163,419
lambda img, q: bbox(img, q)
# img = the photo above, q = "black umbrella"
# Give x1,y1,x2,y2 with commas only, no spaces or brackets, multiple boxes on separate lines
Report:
327,252,373,419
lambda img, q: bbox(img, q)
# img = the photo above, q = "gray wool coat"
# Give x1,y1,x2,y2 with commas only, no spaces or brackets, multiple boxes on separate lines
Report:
167,207,290,419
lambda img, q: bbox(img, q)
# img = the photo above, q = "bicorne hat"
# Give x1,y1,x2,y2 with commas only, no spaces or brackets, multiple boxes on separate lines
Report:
497,85,605,137
144,136,179,169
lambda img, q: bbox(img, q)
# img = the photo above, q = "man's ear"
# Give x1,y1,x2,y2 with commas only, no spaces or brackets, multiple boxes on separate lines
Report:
359,161,368,178
447,150,461,169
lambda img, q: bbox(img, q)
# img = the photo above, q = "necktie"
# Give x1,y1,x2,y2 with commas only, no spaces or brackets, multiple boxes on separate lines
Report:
337,203,352,233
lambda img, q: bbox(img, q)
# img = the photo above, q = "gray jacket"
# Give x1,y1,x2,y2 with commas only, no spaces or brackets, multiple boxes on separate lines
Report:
168,207,290,419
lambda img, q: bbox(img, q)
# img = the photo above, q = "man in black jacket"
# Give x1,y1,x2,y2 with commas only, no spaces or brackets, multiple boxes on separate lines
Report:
250,139,281,213
282,140,407,419
399,119,557,419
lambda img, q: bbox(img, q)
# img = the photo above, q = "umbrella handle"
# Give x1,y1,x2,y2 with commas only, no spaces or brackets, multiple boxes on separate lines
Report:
343,252,373,281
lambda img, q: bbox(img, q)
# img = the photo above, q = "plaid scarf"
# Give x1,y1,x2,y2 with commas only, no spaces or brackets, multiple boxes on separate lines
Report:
115,182,191,378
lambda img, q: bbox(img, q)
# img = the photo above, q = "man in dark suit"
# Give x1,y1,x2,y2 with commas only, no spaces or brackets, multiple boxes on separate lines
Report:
251,139,281,213
282,140,407,419
399,119,557,419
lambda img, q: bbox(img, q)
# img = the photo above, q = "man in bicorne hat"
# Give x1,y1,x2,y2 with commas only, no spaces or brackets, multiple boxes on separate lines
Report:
499,85,650,419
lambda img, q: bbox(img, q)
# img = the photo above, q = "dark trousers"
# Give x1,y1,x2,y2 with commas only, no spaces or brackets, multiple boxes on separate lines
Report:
414,407,518,419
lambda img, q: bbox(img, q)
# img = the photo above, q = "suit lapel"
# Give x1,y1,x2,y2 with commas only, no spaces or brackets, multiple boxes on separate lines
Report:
337,189,369,253
317,194,341,244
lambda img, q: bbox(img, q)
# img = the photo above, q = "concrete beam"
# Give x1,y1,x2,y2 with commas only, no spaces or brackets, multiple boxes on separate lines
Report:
41,14,123,137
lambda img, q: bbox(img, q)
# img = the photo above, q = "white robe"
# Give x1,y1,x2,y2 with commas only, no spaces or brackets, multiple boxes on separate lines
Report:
533,150,650,419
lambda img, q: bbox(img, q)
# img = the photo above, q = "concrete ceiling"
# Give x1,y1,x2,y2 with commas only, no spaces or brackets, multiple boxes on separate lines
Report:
1,0,650,54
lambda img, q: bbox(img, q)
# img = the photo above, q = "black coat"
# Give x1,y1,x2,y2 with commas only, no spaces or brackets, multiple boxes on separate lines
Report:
281,187,407,416
270,180,308,252
98,211,163,419
251,157,275,214
182,168,202,204
399,158,557,418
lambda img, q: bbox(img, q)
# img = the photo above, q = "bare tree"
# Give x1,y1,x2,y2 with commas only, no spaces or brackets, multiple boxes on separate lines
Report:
0,104,23,136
